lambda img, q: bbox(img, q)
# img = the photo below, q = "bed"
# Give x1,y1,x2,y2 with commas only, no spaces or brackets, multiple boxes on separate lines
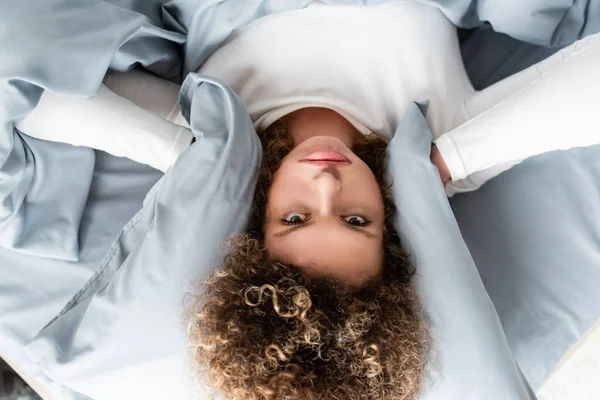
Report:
1,1,599,399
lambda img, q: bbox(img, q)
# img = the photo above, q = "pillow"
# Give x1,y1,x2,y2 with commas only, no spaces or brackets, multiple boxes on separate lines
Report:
388,103,535,399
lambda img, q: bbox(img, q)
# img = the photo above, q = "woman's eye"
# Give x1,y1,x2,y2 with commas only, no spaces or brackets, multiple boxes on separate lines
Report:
281,213,309,225
343,215,370,226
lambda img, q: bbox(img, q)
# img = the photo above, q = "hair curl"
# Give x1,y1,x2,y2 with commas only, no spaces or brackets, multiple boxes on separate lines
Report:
187,121,428,399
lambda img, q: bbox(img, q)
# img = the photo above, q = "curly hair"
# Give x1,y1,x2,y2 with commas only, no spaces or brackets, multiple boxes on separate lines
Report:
187,121,429,400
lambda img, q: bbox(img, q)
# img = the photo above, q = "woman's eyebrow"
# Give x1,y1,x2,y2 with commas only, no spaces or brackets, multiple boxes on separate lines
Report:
274,221,316,237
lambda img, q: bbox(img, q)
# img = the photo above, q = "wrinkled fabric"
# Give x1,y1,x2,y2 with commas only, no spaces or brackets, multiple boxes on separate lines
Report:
0,151,163,399
425,0,600,47
0,0,183,259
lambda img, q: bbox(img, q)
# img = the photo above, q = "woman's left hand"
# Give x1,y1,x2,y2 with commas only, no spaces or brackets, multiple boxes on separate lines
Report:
430,144,450,186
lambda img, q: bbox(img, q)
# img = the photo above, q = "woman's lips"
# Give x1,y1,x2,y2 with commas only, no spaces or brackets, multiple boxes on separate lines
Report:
301,160,351,167
300,150,352,167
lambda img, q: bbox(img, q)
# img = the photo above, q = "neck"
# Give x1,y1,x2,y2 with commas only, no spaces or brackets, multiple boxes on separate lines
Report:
281,107,362,149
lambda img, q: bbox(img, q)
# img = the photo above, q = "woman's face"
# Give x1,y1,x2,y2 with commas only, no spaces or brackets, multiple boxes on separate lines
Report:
264,135,385,286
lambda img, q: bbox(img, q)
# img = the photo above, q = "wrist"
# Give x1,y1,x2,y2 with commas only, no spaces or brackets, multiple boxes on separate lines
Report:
431,144,451,185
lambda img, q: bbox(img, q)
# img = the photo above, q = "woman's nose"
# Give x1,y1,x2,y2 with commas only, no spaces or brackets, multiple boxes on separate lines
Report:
313,170,341,216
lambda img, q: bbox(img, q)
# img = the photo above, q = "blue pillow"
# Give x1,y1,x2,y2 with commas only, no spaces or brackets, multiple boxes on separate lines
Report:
388,103,535,399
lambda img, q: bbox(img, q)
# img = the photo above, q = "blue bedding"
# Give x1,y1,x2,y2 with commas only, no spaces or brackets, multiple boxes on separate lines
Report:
1,0,600,399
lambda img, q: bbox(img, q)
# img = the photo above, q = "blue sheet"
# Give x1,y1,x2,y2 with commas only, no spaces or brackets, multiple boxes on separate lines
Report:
0,150,163,398
1,0,183,259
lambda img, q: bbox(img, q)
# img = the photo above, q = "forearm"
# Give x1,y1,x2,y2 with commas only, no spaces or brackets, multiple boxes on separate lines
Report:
17,72,192,173
435,34,600,190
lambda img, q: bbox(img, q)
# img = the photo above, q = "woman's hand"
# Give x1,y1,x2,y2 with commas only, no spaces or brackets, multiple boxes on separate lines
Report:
430,144,450,186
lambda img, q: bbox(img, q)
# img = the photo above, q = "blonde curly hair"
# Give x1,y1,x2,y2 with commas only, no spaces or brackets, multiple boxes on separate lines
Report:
187,121,429,399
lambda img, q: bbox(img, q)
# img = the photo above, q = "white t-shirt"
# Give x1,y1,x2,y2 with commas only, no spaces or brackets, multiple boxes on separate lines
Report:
197,0,474,138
